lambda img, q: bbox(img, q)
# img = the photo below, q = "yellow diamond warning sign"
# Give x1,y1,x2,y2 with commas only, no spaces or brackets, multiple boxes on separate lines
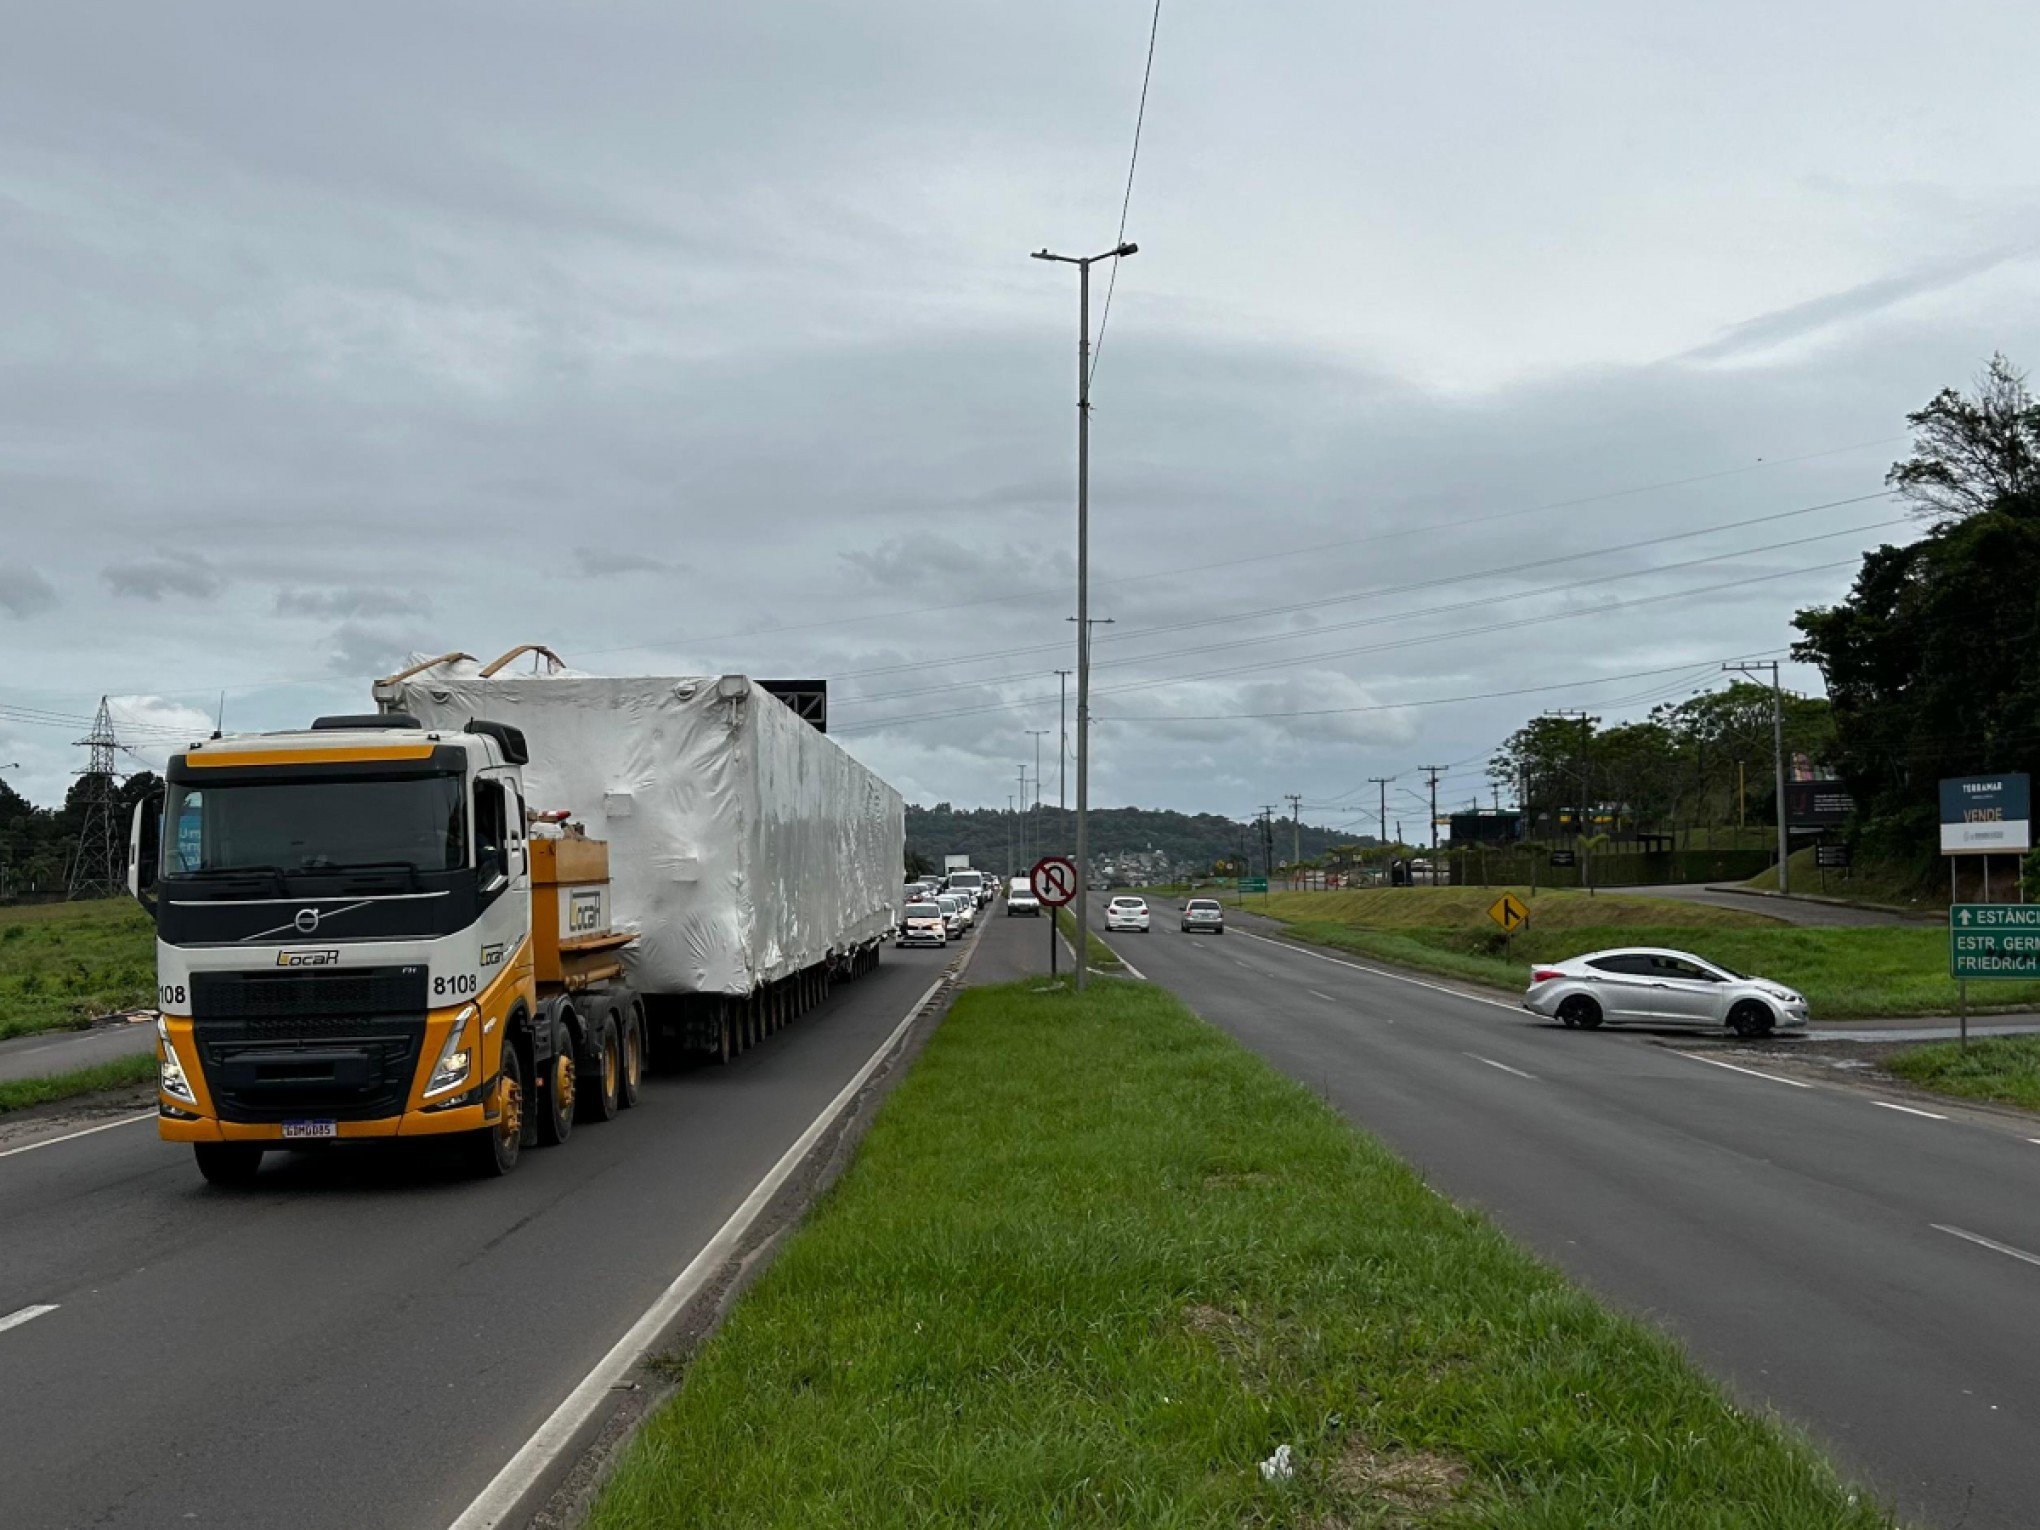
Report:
1487,893,1529,934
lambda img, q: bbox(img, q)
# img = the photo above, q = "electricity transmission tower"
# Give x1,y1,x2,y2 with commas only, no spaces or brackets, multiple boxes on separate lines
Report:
69,698,126,900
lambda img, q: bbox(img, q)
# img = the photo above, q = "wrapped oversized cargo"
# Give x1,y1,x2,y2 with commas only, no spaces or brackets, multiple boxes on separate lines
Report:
375,659,905,1000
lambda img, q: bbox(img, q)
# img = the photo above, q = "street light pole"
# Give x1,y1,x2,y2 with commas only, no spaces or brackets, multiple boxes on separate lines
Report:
1033,239,1137,991
1725,661,1790,895
1055,669,1071,841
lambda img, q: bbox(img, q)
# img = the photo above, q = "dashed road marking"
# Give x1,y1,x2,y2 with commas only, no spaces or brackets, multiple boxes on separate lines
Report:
1466,1053,1536,1080
1307,990,1337,1004
0,1304,58,1335
1933,1224,2040,1269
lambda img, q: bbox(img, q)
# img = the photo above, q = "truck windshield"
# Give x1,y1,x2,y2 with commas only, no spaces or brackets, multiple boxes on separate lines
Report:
164,775,467,876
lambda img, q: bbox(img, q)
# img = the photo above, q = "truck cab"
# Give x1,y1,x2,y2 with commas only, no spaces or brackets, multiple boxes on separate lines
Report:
132,713,641,1184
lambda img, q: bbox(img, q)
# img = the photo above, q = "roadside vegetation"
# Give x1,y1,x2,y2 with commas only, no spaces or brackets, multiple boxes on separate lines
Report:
1886,1034,2040,1112
0,1051,156,1114
0,899,156,1041
1741,847,1943,911
1254,887,2040,1020
591,979,1884,1527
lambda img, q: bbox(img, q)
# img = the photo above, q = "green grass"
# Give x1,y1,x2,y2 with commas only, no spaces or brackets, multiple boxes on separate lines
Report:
1885,1034,2040,1111
589,980,1886,1528
1255,888,2040,1020
1742,848,1942,910
1055,906,1124,971
0,1051,157,1115
0,899,156,1041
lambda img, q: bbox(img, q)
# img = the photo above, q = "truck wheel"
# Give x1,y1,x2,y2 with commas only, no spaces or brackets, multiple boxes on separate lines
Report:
579,1013,622,1124
538,1015,576,1146
617,1006,644,1110
715,1003,734,1066
469,1045,525,1177
193,1143,264,1187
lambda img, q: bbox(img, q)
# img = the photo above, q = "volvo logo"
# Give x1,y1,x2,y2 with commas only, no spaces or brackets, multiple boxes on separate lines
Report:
294,907,321,934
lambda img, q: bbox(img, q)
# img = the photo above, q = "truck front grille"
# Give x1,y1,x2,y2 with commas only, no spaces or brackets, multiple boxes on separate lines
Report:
191,967,428,1122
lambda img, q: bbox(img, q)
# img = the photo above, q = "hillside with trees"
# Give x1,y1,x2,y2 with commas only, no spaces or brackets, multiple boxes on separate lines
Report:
905,803,1368,881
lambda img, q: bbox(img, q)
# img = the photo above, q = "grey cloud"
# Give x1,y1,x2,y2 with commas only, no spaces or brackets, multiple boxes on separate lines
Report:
275,586,419,618
1680,247,2031,364
573,546,672,576
326,622,436,679
0,566,59,618
102,554,224,602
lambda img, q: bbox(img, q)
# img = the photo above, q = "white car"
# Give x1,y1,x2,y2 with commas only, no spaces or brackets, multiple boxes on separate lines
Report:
1179,898,1224,934
1522,947,1809,1036
1006,876,1041,916
1104,895,1151,934
897,901,948,948
935,894,968,937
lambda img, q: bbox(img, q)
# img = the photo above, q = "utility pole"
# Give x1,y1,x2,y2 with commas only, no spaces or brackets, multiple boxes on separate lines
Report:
1369,777,1392,871
1017,765,1031,869
1055,669,1072,846
1007,794,1015,881
1284,793,1302,886
1725,661,1790,894
1421,766,1445,863
1027,729,1049,867
1034,239,1137,992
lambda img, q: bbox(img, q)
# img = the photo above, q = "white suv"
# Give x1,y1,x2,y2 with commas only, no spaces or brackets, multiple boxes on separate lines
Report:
1105,895,1151,934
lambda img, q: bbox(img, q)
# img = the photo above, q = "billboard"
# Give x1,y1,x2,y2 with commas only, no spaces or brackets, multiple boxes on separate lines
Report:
1939,773,2032,855
1785,782,1855,828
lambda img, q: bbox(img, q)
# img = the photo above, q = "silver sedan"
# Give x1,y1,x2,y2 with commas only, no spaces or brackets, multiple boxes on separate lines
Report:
1522,947,1809,1037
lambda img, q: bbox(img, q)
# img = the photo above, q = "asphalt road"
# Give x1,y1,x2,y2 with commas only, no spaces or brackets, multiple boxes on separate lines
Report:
978,905,2040,1529
1640,881,1934,926
0,934,966,1530
0,1014,153,1084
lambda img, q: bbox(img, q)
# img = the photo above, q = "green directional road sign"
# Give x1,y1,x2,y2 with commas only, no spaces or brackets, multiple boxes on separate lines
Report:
1238,877,1269,894
1949,904,2040,978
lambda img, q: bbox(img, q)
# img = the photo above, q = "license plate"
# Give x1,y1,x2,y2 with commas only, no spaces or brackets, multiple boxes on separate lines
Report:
280,1119,338,1140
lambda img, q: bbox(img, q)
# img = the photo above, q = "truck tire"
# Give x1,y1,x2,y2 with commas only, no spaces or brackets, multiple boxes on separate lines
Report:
538,1013,577,1146
469,1044,525,1177
579,1013,622,1124
193,1142,264,1187
617,1004,644,1110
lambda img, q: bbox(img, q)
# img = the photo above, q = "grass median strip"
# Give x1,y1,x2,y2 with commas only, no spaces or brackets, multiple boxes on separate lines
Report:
0,1052,156,1115
589,980,1886,1527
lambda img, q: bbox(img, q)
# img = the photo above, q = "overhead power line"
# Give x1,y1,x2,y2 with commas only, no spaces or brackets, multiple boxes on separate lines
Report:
1089,0,1165,387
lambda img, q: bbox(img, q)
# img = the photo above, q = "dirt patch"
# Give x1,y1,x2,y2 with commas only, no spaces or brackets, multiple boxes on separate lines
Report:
1319,1434,1470,1524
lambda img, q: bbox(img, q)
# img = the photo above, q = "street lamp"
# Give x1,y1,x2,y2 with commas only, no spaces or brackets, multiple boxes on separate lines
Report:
1031,240,1137,990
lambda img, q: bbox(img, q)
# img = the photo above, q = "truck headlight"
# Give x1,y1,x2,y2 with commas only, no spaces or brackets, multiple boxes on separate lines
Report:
157,1015,196,1104
425,1005,478,1098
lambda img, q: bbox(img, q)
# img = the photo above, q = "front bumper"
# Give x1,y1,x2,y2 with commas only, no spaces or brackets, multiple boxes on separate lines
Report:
159,1100,489,1143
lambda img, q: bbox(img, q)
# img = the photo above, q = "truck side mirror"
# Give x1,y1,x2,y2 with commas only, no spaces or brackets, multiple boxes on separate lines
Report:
128,789,164,914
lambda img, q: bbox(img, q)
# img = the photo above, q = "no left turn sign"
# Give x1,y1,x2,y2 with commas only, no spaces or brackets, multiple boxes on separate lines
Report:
1030,855,1078,907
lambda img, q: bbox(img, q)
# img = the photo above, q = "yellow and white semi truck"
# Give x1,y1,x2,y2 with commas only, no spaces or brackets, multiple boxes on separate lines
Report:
130,651,905,1185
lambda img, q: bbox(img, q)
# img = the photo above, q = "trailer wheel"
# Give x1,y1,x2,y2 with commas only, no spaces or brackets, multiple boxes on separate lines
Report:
538,1013,576,1146
193,1142,264,1187
617,1005,644,1110
579,1013,622,1124
468,1044,525,1177
715,1003,734,1066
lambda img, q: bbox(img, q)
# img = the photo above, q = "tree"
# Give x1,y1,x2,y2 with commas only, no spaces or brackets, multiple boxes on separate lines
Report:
1887,352,2040,523
1796,358,2040,867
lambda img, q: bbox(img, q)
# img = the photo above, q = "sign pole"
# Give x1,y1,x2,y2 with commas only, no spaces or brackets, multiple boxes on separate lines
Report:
1050,907,1058,979
1960,978,1968,1052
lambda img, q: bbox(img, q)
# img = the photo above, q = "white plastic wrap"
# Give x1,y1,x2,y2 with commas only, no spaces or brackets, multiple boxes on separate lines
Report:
377,663,904,997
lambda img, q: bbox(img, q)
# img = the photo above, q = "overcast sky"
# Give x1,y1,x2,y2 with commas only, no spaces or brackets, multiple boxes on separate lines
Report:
3,1,2036,833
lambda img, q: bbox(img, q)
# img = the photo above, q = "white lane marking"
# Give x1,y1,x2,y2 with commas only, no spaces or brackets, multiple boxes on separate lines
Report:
2027,1139,2040,1148
0,1303,58,1335
0,1111,156,1161
1307,990,1338,1004
1671,1052,1811,1089
447,970,952,1530
1873,1100,1948,1120
1466,1053,1536,1080
1113,947,1148,982
1933,1224,2040,1269
1233,930,1523,1014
